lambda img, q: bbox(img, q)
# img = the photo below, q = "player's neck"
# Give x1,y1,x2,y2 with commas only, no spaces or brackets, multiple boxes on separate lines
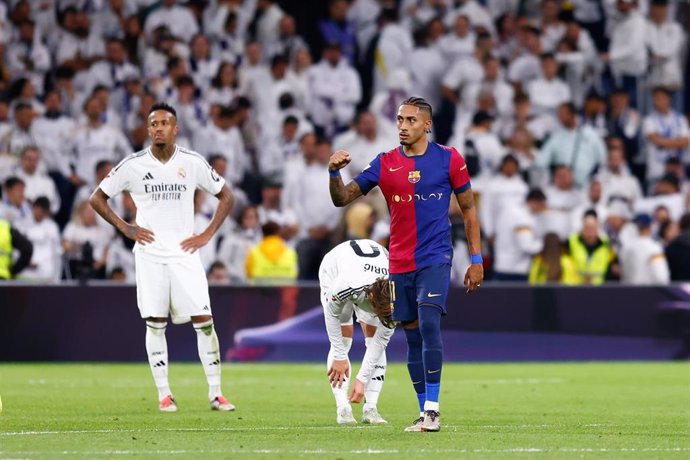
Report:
403,138,429,156
151,143,176,163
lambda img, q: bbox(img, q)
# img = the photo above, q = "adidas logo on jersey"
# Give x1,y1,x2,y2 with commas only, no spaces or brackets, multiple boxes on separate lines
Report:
142,172,154,181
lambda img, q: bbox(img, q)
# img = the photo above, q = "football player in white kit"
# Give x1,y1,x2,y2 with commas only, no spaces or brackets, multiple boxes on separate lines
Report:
89,103,236,412
319,239,395,425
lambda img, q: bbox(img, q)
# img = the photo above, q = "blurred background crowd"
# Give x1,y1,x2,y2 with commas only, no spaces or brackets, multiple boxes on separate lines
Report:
0,0,689,286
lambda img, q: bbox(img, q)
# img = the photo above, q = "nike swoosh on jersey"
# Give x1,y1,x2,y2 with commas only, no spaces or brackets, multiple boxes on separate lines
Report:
388,166,403,172
427,293,442,298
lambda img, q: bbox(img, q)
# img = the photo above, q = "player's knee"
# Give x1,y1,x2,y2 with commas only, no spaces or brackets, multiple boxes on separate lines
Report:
193,319,214,336
418,305,442,346
146,320,167,336
401,319,419,330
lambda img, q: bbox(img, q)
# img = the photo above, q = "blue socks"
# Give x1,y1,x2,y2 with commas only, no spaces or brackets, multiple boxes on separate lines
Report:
419,305,443,411
404,326,425,413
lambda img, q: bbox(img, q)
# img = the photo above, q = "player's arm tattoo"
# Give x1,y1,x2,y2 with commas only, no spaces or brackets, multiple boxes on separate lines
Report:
330,177,363,207
206,185,234,236
89,188,128,234
456,189,482,255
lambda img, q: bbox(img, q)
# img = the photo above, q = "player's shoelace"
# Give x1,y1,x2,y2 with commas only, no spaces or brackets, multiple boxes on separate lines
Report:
412,416,424,425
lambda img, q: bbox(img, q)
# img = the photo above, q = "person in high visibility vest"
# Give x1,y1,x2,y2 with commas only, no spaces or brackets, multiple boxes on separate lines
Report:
245,221,298,283
0,218,33,280
567,211,614,285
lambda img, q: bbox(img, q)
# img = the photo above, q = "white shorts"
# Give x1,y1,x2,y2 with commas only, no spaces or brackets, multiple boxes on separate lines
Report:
135,252,211,324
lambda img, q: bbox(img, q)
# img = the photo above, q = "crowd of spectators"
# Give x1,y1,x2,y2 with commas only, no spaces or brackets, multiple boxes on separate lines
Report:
0,0,689,285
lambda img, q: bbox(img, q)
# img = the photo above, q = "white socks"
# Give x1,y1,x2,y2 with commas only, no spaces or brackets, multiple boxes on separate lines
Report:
193,319,222,401
327,336,352,409
146,321,171,401
363,337,386,412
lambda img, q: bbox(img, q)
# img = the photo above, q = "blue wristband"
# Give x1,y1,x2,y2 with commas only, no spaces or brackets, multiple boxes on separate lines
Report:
329,169,341,178
470,254,483,265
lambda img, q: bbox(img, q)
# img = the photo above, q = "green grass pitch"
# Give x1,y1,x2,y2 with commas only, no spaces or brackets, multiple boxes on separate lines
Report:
0,362,688,459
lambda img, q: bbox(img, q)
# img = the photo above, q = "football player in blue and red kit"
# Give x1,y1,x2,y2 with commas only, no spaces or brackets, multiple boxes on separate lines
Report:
328,97,483,432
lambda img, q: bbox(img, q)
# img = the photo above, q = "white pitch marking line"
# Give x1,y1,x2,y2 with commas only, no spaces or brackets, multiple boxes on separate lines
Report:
1,448,689,456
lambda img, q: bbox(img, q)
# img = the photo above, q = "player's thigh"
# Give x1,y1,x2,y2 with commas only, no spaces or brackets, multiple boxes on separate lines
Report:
415,263,451,314
135,252,170,319
354,305,380,330
169,257,211,319
390,271,418,322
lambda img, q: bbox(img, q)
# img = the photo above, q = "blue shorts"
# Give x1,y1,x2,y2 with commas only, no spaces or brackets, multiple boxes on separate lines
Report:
390,263,451,322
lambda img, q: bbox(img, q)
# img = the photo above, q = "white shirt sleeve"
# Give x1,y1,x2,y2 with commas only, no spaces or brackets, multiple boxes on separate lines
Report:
323,297,348,361
355,324,394,384
195,156,226,195
98,159,130,198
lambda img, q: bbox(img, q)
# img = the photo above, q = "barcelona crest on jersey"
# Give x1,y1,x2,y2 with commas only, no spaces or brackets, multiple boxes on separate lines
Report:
408,170,421,183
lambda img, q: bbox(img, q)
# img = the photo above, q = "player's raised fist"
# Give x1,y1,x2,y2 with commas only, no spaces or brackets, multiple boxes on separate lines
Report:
328,150,351,172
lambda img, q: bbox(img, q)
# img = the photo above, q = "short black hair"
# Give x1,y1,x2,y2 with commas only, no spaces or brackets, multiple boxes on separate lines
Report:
208,154,226,166
283,115,299,125
95,159,113,174
4,176,25,189
149,102,177,118
401,96,433,118
33,196,51,211
526,188,546,202
262,221,281,237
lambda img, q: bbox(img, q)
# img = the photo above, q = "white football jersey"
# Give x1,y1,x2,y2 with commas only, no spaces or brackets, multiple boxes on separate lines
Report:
98,145,226,261
319,239,389,316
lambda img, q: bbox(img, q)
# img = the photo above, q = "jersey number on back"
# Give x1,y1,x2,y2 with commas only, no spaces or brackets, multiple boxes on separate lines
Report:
349,240,381,258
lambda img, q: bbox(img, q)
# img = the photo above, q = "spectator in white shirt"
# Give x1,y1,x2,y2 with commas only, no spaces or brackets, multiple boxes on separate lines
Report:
247,0,284,50
258,115,302,182
70,95,132,187
646,0,685,107
507,25,542,91
6,19,51,94
170,75,208,143
620,213,670,284
0,176,32,225
437,14,475,62
642,86,690,185
462,55,515,120
539,0,566,52
8,78,45,115
20,197,62,282
283,135,342,279
570,179,610,233
543,165,586,240
373,8,414,94
307,42,362,139
32,90,77,181
462,111,506,181
264,14,308,61
13,147,60,214
193,105,246,186
207,61,241,107
62,200,112,280
216,204,262,283
536,102,607,187
188,34,220,95
257,178,299,245
83,37,140,96
606,88,642,178
143,26,189,80
604,199,638,253
480,154,529,246
596,137,643,206
493,188,547,281
0,103,38,159
407,25,446,110
556,16,601,108
527,53,571,125
601,0,647,109
333,111,392,174
144,0,199,43
211,10,245,65
55,9,105,73
439,32,490,110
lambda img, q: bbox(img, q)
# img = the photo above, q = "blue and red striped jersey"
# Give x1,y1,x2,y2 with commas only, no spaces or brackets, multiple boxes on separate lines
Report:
353,142,471,274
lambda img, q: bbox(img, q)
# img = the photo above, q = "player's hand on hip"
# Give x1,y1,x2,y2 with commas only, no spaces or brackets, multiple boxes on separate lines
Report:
464,264,484,293
180,232,211,253
348,379,365,403
124,224,155,245
328,150,351,172
327,359,350,388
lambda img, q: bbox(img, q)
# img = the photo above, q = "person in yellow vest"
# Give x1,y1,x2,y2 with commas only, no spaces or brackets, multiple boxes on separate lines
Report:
245,221,298,283
567,211,615,285
528,232,579,284
0,218,33,280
